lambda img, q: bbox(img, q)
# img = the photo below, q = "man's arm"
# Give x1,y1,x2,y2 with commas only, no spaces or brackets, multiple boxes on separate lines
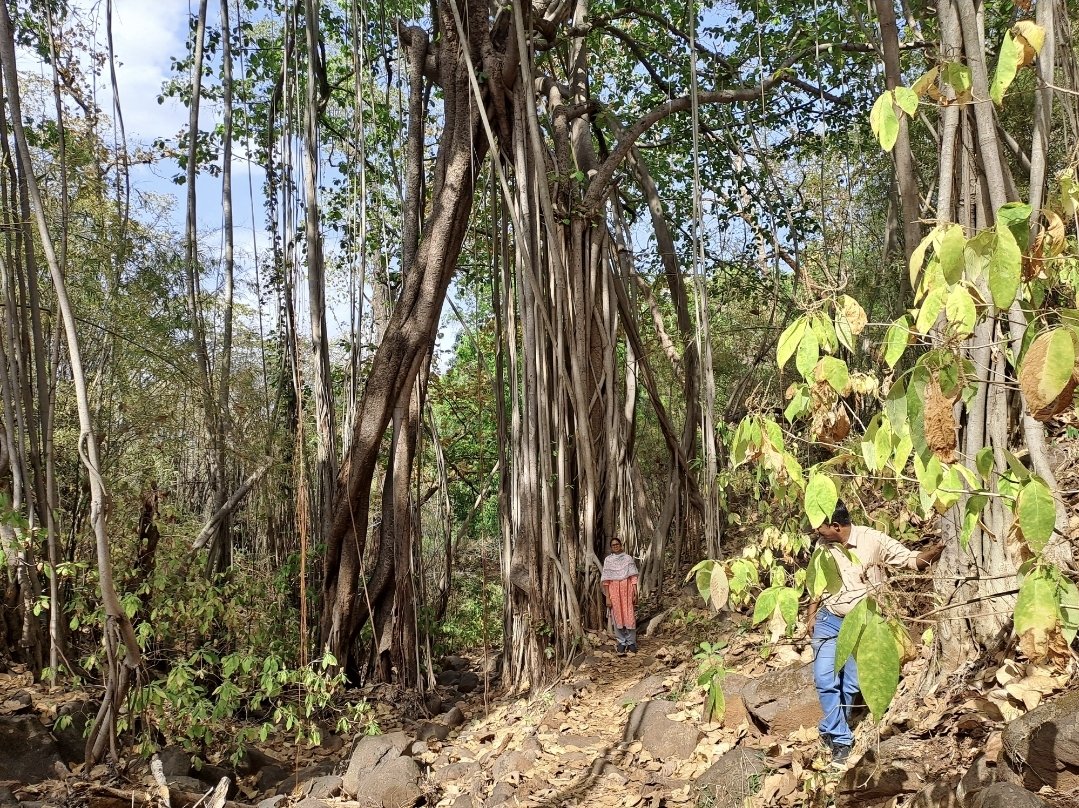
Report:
914,543,944,571
806,598,819,635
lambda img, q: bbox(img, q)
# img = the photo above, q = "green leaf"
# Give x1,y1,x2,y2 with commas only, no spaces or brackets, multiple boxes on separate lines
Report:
893,86,918,117
777,317,808,369
855,613,901,719
990,31,1022,106
883,316,912,369
989,222,1022,310
909,228,936,290
1059,579,1079,645
834,598,869,673
777,587,800,632
816,356,850,394
945,285,977,337
805,471,839,528
961,494,989,549
1017,478,1056,552
976,446,995,479
941,62,972,95
892,434,913,473
870,91,900,151
784,384,811,423
811,314,839,355
753,587,780,625
915,286,947,335
694,560,716,601
997,202,1033,251
796,327,820,379
938,224,966,284
1014,572,1060,635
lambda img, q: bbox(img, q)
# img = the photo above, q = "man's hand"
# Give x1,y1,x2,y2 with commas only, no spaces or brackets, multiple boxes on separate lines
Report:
806,600,818,637
916,543,944,570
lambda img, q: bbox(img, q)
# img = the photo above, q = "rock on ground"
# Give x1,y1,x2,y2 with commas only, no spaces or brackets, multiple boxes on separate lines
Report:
341,733,422,807
1001,688,1079,792
973,782,1047,808
836,735,930,807
740,663,822,738
0,715,65,785
626,700,701,760
695,747,766,808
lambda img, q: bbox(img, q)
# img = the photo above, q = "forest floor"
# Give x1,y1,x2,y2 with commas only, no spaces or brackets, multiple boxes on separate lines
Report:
2,593,1078,808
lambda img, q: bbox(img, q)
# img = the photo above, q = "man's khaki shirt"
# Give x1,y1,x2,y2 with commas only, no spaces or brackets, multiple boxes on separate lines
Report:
820,525,919,617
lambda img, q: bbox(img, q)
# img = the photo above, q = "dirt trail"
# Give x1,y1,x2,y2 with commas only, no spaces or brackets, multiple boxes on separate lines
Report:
425,632,733,808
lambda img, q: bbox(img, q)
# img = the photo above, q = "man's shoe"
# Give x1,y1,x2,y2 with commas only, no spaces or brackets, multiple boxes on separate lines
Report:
830,744,852,768
616,645,626,656
627,644,638,654
819,735,834,754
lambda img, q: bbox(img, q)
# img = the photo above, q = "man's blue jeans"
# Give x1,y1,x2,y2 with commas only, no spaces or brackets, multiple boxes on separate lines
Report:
811,608,859,747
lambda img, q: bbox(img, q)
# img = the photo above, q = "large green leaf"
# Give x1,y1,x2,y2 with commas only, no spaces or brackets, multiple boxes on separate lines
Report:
893,86,918,117
777,587,800,633
938,224,966,284
960,494,989,549
990,31,1022,106
883,316,912,369
805,471,839,528
796,327,820,379
753,586,780,625
692,560,716,601
997,202,1033,251
945,285,977,337
989,222,1021,310
855,613,901,719
777,316,808,370
816,356,850,394
915,287,947,335
1014,573,1060,635
870,91,900,151
1017,478,1056,553
834,598,869,673
941,61,972,94
710,566,730,611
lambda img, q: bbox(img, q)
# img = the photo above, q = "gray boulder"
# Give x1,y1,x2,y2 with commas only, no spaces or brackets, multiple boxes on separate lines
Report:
1001,688,1079,791
0,715,65,785
836,736,929,807
695,747,765,808
741,663,822,738
973,783,1046,808
626,700,701,760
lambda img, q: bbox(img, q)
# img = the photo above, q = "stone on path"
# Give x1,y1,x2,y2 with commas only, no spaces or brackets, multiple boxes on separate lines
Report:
836,736,929,807
0,715,65,785
627,700,701,760
341,733,422,807
973,782,1046,808
740,663,822,738
1001,688,1079,791
695,747,765,808
619,674,667,706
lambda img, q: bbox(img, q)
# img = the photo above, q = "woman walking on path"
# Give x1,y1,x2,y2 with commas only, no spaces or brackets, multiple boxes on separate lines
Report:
601,537,639,655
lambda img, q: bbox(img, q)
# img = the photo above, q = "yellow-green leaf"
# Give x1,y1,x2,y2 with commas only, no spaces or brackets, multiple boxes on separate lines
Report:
870,91,900,151
856,613,901,719
1014,573,1060,636
815,356,850,394
1017,478,1056,553
1021,329,1076,409
796,327,820,379
709,566,730,611
941,62,972,95
909,227,936,291
915,286,947,334
894,86,918,117
1013,21,1046,66
938,224,966,284
990,31,1022,106
1059,579,1079,645
883,316,912,369
805,470,838,528
777,316,808,369
945,285,977,337
989,222,1021,310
